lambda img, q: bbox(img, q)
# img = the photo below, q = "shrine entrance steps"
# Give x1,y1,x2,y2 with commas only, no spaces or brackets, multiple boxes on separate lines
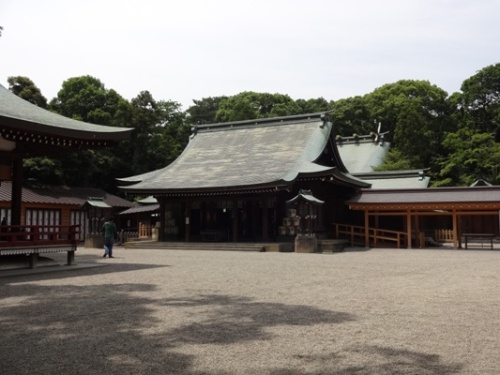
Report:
124,239,349,253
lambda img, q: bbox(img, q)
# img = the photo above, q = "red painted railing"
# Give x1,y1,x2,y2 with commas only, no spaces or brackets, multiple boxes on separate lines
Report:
0,224,79,247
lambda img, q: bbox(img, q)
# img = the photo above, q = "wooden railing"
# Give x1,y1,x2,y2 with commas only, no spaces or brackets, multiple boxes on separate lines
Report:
0,224,79,247
0,225,80,268
333,223,408,248
118,223,154,243
138,222,153,239
434,229,454,242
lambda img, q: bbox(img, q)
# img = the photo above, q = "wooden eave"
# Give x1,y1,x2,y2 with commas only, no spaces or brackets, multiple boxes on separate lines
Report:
0,84,132,157
0,116,131,142
347,186,500,212
123,181,292,197
349,202,500,212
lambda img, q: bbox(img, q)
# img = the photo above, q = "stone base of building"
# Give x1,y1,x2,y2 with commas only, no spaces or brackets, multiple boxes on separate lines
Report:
294,234,318,253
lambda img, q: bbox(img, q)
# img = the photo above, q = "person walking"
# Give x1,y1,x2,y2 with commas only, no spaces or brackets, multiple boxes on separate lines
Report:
102,216,117,258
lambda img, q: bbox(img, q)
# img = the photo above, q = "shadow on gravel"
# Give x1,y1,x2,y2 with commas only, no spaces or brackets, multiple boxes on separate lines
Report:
161,294,354,344
0,285,462,375
269,345,463,375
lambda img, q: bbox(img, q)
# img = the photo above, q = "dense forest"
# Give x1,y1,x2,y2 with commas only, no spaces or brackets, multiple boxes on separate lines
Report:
6,62,500,194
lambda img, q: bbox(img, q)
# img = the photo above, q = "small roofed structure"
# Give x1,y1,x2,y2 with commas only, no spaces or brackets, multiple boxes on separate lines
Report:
286,189,324,236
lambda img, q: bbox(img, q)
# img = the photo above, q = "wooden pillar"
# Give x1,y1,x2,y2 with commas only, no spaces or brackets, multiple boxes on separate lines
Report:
232,199,239,242
184,200,191,242
28,253,38,269
364,210,370,249
452,209,459,249
158,200,166,242
262,198,269,241
457,212,463,248
406,209,412,249
11,158,23,226
67,249,75,265
251,200,258,239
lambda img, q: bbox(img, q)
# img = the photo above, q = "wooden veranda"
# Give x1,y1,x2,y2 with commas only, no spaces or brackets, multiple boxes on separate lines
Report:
0,84,132,265
345,186,500,249
0,224,79,268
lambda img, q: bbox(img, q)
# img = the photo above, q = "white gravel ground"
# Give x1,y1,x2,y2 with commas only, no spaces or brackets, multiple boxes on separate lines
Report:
1,246,499,375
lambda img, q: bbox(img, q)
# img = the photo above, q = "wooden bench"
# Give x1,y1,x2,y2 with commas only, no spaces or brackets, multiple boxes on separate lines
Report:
463,233,495,249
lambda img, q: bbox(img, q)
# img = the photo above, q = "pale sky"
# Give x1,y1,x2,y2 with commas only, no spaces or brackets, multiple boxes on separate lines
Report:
1,0,499,110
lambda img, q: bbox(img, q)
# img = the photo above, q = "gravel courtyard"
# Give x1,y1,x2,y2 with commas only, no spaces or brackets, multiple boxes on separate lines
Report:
1,246,499,375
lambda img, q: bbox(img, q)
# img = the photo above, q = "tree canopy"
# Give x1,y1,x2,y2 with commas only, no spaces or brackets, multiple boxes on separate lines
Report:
8,76,47,108
7,62,500,190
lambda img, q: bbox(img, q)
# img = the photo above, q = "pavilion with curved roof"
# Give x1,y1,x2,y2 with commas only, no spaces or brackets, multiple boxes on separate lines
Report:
0,84,132,227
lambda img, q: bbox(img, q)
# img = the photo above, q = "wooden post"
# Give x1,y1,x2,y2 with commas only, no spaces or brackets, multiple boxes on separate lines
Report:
28,253,38,269
185,200,190,242
406,209,412,249
262,199,269,241
364,210,370,249
452,209,459,249
11,158,23,226
232,199,239,242
67,249,75,265
158,200,165,242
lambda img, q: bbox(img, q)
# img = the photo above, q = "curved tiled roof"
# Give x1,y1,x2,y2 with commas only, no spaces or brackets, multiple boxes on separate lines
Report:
0,84,132,144
0,181,133,208
120,113,367,194
336,134,390,173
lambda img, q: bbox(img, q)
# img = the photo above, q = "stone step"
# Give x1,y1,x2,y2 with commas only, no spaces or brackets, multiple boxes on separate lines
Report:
124,241,269,252
124,239,347,253
318,239,349,253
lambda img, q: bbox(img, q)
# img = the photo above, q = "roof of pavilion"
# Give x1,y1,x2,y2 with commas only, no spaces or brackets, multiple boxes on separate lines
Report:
347,185,500,210
0,84,132,153
0,181,133,208
336,133,390,173
335,133,430,189
119,113,369,195
352,170,431,189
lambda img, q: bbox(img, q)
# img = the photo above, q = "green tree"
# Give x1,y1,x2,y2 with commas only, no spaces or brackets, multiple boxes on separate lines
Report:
436,64,500,186
187,96,227,125
364,80,452,170
47,76,133,191
329,96,372,136
295,97,332,115
215,92,301,122
459,63,500,133
436,127,500,186
50,75,129,126
126,91,189,174
7,76,48,108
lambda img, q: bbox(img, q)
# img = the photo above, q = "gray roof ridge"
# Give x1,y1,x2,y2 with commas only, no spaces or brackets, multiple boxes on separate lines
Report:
354,169,430,179
194,112,329,133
